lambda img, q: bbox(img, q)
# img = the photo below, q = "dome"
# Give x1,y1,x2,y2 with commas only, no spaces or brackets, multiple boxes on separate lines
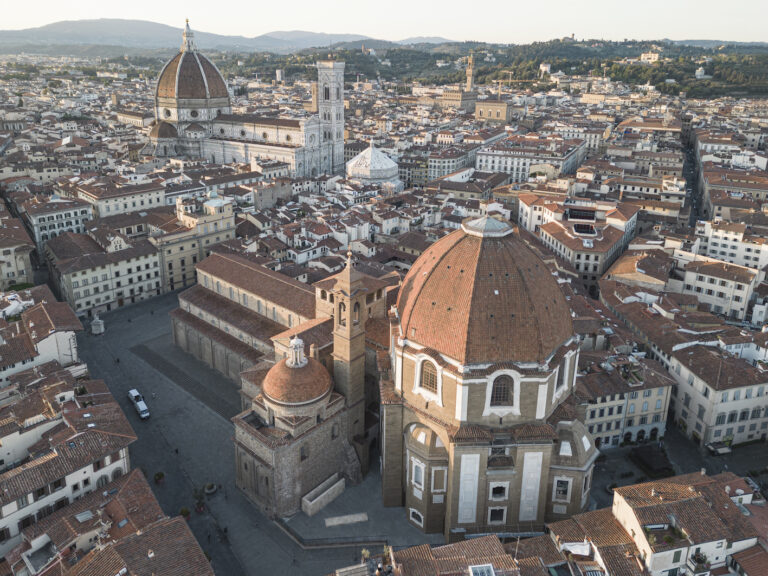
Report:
149,121,178,139
262,338,333,406
156,22,229,101
396,216,574,365
346,142,398,181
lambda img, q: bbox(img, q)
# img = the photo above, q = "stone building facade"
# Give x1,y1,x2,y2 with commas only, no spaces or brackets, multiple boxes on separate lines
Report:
232,256,375,517
379,216,598,540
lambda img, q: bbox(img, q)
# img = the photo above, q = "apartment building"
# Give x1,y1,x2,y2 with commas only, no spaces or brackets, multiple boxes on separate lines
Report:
388,471,763,576
0,220,34,289
148,194,235,292
46,227,161,317
576,352,674,448
519,195,638,293
20,196,94,251
670,345,768,447
0,375,135,556
427,145,479,181
61,180,165,217
5,469,213,576
0,287,82,387
695,220,768,270
680,260,758,320
614,175,687,206
476,135,586,182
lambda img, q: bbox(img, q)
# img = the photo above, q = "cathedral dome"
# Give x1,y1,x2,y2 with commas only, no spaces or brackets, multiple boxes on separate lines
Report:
262,338,333,406
396,216,574,365
346,142,398,182
156,22,229,101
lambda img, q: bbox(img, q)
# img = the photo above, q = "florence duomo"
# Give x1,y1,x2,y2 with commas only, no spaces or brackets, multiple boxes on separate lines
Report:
147,21,345,176
2,3,768,576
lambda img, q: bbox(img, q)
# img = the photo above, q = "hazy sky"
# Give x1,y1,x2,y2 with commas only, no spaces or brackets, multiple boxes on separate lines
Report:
3,0,766,44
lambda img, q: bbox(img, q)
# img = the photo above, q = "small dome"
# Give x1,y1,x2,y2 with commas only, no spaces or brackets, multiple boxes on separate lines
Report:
346,142,398,181
149,121,178,139
396,216,574,365
156,22,229,101
262,338,332,405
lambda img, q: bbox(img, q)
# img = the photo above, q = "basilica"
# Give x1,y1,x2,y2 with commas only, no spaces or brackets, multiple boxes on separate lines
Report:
147,22,345,177
222,215,595,540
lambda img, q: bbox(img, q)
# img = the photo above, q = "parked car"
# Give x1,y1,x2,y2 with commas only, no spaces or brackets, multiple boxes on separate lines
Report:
128,389,150,419
706,441,731,455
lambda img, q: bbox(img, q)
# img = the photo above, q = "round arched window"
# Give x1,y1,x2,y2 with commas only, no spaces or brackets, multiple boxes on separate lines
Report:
262,132,268,140
490,375,514,406
190,110,199,118
219,128,225,135
163,108,171,118
420,362,438,394
240,130,246,137
286,134,291,142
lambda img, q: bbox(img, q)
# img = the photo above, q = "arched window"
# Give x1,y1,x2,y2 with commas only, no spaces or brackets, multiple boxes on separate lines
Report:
338,302,347,326
323,85,330,100
353,302,360,324
320,289,327,300
490,375,514,406
420,362,437,393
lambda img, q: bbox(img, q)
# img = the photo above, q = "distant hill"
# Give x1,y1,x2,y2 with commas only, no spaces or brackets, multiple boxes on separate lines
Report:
398,36,454,45
0,19,372,53
668,38,768,48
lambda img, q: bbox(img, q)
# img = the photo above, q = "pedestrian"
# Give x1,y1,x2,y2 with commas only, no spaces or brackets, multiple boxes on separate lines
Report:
152,392,157,399
207,532,211,543
174,448,179,455
115,357,120,364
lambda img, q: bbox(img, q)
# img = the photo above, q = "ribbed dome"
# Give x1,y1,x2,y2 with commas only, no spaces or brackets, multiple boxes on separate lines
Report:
156,23,229,101
262,338,333,406
396,216,574,365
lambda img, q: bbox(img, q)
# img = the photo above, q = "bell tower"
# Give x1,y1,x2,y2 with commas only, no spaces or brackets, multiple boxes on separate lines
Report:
317,60,345,175
466,52,475,93
332,251,368,468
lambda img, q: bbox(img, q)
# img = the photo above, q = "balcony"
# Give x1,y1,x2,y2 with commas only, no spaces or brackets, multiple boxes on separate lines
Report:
686,553,710,576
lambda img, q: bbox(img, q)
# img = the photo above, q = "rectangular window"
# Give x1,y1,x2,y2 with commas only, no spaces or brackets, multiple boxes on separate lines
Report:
554,478,571,502
412,459,425,490
432,468,447,493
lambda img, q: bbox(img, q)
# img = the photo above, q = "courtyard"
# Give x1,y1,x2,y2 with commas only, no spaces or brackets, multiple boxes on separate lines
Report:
77,293,443,576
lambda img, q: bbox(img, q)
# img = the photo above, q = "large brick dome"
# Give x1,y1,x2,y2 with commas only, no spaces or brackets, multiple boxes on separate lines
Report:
396,216,574,365
155,22,228,101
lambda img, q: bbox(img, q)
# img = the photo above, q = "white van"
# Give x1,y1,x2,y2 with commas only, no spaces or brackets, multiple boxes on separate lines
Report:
127,389,150,419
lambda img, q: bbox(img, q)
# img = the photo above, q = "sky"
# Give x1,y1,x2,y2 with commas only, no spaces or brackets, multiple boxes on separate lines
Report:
3,0,766,44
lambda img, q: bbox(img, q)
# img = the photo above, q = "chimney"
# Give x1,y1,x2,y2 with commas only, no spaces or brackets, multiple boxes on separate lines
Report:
147,549,155,559
651,488,656,497
725,486,731,495
700,468,706,476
